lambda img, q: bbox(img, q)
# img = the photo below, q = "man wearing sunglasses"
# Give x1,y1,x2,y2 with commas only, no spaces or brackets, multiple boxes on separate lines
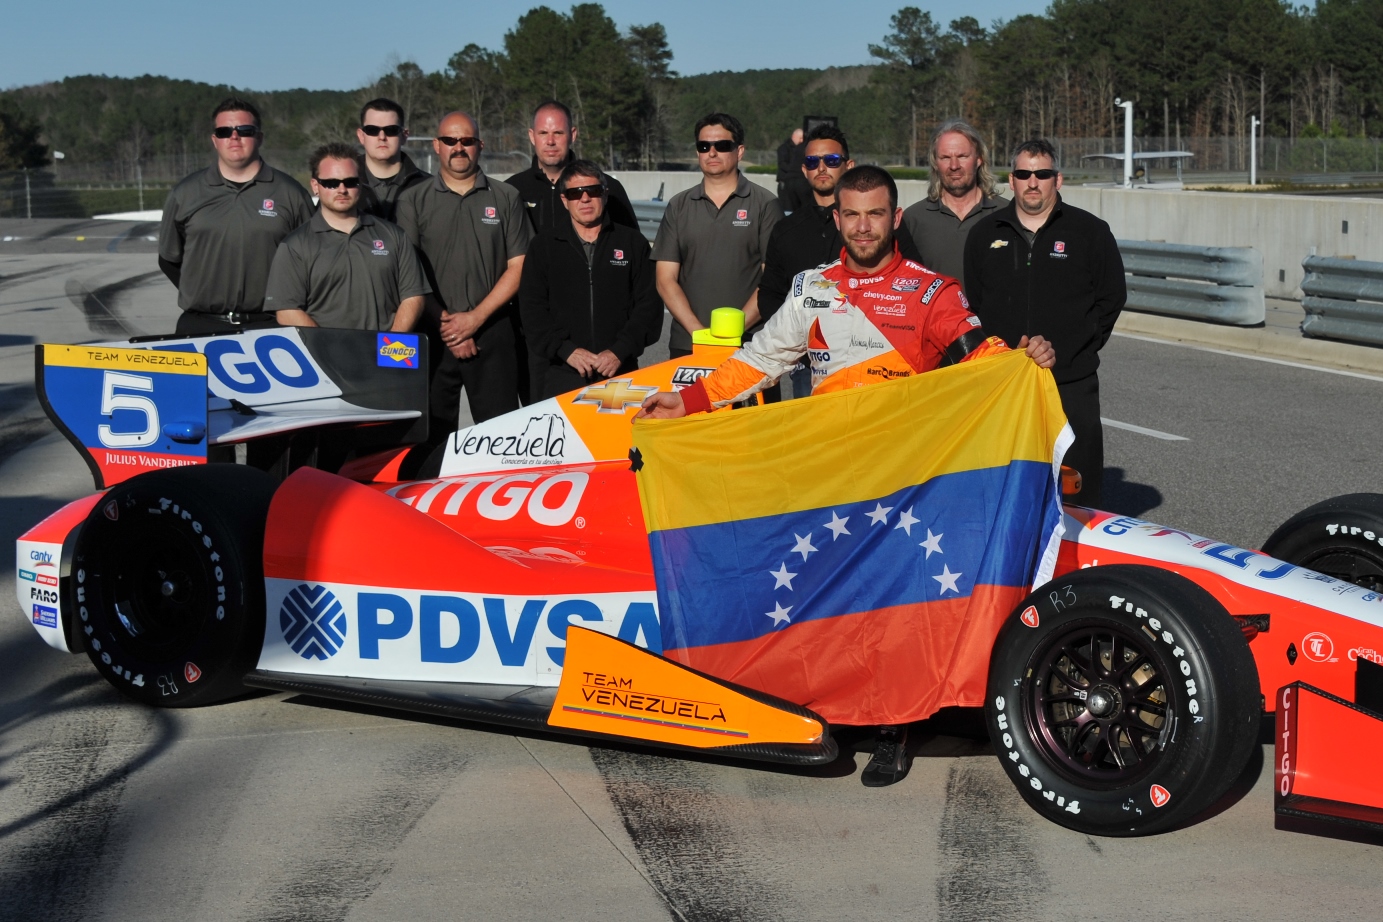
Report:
652,112,783,358
757,124,855,399
356,97,429,223
900,120,1005,285
519,160,662,400
964,139,1126,507
264,143,428,333
396,111,532,430
158,97,313,335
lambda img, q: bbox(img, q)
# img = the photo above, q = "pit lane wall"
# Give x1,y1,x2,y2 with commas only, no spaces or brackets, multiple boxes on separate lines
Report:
602,172,1383,301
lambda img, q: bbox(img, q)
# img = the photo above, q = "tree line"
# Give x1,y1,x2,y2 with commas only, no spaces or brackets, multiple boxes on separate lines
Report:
3,1,1382,174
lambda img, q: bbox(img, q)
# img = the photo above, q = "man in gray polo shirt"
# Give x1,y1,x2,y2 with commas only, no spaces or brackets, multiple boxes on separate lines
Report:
265,143,429,331
652,112,782,359
158,96,314,335
395,110,532,428
899,119,1004,285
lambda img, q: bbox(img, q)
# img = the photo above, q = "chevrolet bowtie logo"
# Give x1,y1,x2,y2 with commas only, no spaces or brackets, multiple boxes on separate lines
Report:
572,378,658,413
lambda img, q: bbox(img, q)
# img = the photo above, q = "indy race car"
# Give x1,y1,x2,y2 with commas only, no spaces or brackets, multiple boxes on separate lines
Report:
15,321,1383,839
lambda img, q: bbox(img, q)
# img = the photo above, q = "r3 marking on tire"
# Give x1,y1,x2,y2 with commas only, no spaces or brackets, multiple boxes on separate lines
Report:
994,695,1081,815
1049,585,1076,611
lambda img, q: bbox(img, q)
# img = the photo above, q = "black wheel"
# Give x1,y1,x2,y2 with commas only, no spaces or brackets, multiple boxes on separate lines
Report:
1262,493,1383,591
986,564,1260,836
72,465,277,707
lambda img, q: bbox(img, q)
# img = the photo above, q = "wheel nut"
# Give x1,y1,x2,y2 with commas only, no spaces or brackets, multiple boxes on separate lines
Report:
161,580,176,597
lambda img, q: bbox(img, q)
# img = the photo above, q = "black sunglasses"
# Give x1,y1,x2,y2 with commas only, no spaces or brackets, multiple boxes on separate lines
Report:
804,153,845,170
561,183,606,201
361,124,403,137
1011,168,1057,180
695,139,738,153
315,177,361,189
213,125,258,139
437,135,480,148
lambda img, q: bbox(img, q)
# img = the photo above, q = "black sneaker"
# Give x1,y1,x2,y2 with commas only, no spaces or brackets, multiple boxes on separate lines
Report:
861,724,911,787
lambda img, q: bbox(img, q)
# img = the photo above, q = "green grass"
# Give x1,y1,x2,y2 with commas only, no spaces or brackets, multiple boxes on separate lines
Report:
0,185,171,219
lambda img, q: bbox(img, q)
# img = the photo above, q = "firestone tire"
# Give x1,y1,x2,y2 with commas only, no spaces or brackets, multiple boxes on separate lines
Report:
72,465,277,707
1262,493,1383,592
985,564,1260,837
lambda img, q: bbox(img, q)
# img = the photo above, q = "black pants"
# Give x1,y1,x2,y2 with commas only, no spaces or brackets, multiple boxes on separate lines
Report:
539,356,639,401
428,315,519,432
1056,373,1103,508
175,311,278,336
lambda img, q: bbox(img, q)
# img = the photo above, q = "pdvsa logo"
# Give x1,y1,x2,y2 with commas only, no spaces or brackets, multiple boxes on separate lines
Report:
281,584,348,660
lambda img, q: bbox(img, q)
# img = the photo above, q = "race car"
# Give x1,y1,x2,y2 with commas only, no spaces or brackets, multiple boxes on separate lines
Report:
15,322,1383,839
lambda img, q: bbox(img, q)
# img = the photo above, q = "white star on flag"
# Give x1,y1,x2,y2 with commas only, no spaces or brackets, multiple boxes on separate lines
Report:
792,532,817,561
920,529,944,558
866,503,892,525
823,511,851,540
895,506,919,536
769,562,797,590
933,564,962,595
765,602,793,627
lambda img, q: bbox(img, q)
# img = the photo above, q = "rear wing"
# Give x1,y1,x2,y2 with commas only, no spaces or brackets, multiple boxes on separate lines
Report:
37,328,429,489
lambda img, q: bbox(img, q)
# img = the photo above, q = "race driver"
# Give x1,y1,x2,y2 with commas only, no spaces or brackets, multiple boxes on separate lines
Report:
637,164,1055,788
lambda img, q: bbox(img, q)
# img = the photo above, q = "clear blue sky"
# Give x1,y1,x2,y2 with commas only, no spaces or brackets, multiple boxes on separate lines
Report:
4,0,1047,91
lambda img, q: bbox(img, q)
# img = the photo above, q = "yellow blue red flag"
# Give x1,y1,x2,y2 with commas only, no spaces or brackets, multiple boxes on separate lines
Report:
632,350,1071,726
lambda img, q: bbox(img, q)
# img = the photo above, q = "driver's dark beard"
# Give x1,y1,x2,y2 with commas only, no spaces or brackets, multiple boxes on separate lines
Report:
844,232,894,267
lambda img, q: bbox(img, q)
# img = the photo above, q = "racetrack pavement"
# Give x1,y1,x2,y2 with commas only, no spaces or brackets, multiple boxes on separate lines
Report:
2,231,1382,921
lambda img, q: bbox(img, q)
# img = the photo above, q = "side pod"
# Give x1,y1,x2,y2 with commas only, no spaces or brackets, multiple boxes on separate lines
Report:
1276,664,1383,837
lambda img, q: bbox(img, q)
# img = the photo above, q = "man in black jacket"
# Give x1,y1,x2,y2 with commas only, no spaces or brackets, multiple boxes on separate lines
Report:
757,124,854,399
964,139,1126,506
520,160,663,400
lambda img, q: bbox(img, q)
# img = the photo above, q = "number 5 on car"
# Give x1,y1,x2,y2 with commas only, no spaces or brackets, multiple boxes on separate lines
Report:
37,344,208,488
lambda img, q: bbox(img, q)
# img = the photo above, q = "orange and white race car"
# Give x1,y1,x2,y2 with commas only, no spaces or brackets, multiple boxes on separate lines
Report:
14,324,1383,839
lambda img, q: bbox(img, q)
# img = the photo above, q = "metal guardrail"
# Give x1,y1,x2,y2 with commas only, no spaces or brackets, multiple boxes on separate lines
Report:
1118,240,1265,325
632,195,666,243
1300,256,1383,346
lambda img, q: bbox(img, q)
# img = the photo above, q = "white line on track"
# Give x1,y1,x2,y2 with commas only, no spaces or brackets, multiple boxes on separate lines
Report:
1111,331,1383,383
1101,417,1189,440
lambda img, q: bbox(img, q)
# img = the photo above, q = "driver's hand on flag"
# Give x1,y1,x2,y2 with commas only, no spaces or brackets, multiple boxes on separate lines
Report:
635,391,687,420
1018,335,1056,369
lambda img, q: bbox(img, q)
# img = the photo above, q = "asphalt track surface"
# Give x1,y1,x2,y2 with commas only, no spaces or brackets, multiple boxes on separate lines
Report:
2,219,1382,921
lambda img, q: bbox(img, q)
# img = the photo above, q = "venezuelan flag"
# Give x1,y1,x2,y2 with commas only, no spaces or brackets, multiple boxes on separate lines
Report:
632,350,1071,726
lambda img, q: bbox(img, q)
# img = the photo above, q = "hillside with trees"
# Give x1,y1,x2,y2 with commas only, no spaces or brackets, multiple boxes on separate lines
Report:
3,0,1382,179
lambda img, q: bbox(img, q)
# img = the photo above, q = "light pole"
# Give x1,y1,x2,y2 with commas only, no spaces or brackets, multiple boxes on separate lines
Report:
1249,116,1259,186
1115,98,1134,188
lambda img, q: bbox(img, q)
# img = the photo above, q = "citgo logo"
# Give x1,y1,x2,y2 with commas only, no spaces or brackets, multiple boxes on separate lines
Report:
281,584,348,660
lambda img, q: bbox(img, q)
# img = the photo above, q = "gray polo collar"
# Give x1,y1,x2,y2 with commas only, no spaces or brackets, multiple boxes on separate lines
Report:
308,211,378,235
924,193,1004,219
206,160,272,187
430,168,490,195
688,171,753,201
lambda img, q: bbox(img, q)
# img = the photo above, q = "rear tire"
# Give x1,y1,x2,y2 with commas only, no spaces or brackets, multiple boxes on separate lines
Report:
1262,493,1383,591
986,565,1260,836
72,465,277,707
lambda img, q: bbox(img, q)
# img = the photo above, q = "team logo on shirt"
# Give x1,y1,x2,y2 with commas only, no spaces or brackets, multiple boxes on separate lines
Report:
1051,240,1068,258
485,206,496,217
259,199,277,217
614,249,624,260
371,239,389,256
989,239,1009,249
481,205,500,226
732,208,751,228
891,277,922,292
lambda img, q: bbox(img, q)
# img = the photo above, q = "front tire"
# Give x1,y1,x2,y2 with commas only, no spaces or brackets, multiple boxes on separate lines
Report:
1262,493,1383,591
986,565,1260,836
73,465,277,707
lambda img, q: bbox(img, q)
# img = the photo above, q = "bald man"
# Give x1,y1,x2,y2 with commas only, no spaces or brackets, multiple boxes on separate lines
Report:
395,111,532,429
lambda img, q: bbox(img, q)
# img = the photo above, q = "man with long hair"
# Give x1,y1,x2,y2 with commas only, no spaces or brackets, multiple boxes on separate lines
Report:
900,119,1004,285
